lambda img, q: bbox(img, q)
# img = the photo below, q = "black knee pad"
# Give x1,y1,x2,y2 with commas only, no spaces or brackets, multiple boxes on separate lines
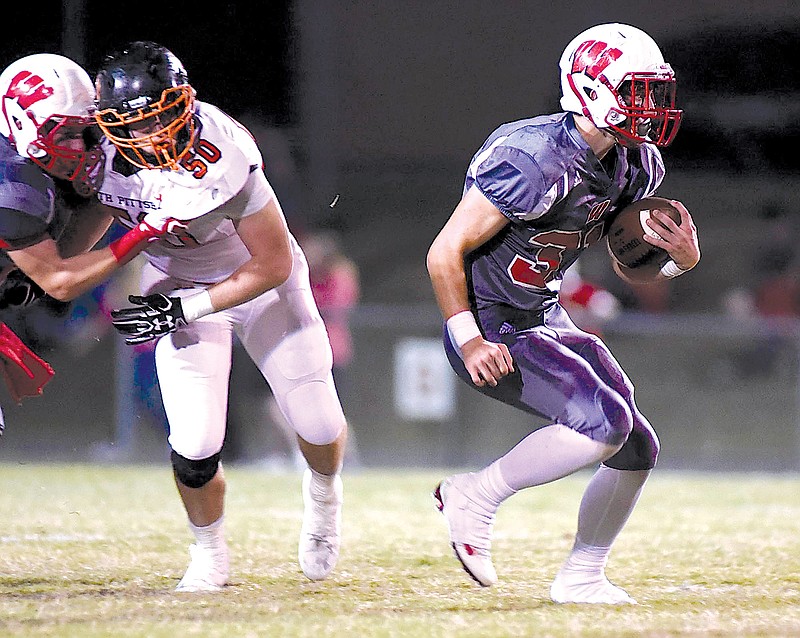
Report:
603,422,660,471
171,450,221,488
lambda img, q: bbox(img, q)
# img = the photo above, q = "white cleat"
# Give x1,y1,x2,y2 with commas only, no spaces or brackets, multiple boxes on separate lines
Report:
433,474,498,587
175,542,229,593
550,568,637,604
299,469,343,581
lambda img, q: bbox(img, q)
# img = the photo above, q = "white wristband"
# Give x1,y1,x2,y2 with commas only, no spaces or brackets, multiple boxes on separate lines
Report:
446,310,482,348
181,290,215,323
659,259,687,279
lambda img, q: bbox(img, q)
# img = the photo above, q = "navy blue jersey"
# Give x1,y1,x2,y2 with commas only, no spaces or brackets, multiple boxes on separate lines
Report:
0,135,61,256
464,112,664,315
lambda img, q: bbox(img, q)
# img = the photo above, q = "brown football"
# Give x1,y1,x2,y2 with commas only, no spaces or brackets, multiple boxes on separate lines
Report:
607,197,681,269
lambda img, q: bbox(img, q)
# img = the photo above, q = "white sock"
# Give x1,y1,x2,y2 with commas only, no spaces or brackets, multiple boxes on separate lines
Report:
552,538,637,604
576,466,650,547
188,515,225,551
471,461,517,510
308,468,338,500
557,466,650,580
497,424,619,491
562,539,610,575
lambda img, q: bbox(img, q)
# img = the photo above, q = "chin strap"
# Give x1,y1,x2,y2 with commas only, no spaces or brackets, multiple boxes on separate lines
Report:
0,322,55,406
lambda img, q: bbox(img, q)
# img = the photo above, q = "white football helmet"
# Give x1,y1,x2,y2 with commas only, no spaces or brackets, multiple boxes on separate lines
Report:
0,53,104,195
559,23,683,147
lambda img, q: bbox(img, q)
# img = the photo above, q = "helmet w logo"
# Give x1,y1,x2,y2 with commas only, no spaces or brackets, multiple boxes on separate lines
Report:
571,40,622,79
5,71,53,108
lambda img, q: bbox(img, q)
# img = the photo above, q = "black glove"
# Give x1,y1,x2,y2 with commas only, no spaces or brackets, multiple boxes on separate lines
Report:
110,294,186,345
0,269,44,310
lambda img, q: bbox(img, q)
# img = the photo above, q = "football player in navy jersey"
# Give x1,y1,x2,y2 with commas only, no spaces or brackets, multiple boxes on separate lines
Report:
0,53,182,425
428,23,700,603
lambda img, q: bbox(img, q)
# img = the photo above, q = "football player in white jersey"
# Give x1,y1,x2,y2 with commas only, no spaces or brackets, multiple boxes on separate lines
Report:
94,41,348,591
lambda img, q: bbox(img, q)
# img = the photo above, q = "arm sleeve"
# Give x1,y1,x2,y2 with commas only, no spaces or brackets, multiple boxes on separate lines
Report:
472,146,547,223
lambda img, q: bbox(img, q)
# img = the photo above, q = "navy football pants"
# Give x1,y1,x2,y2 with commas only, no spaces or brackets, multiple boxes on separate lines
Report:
443,303,659,471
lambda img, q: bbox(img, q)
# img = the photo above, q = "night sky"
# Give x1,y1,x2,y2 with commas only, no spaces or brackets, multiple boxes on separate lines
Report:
2,2,295,125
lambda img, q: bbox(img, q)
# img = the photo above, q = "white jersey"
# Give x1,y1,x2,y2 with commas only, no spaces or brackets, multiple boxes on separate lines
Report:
98,100,345,461
97,101,282,284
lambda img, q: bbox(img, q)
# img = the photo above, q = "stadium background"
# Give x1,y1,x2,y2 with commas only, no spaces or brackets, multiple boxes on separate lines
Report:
0,0,798,471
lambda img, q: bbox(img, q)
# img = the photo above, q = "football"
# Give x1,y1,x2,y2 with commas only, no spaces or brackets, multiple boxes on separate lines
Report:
607,197,681,269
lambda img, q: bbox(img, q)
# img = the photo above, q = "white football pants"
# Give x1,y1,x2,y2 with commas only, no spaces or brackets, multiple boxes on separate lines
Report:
140,262,347,461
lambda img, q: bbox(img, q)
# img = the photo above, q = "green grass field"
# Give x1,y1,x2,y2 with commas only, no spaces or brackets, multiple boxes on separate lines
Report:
0,464,798,637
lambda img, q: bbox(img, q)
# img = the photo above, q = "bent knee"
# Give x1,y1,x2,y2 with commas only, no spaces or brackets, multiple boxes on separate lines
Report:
605,416,660,470
569,389,633,447
171,450,221,488
279,379,346,446
167,427,225,462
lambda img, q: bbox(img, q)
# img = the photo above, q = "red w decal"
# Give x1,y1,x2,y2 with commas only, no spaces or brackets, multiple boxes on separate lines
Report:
571,40,622,79
5,70,54,108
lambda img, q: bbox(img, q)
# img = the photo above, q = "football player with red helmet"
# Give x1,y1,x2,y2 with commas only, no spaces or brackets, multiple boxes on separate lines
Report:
0,53,183,424
428,24,700,603
95,41,348,591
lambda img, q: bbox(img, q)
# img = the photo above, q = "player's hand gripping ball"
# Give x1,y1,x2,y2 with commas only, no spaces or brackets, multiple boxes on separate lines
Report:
607,197,681,269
